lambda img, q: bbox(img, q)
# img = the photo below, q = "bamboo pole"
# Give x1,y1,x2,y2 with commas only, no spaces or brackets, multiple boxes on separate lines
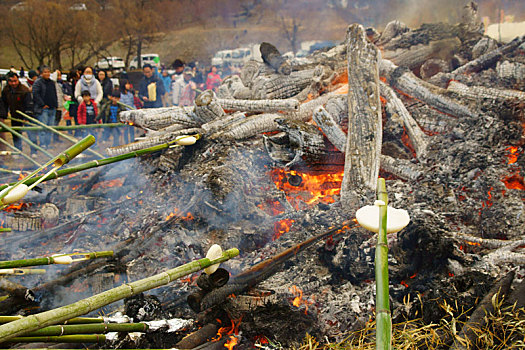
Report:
0,123,124,132
0,228,12,233
0,251,113,269
17,111,104,159
0,120,53,158
0,137,42,167
0,248,239,342
117,101,136,110
0,268,46,275
8,116,38,126
23,322,147,336
6,334,106,343
375,178,391,350
0,141,178,192
0,316,104,324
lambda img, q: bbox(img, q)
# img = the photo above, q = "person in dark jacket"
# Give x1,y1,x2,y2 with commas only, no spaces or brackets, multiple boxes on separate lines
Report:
1,72,35,153
138,64,165,108
97,89,124,146
32,66,57,148
97,70,113,102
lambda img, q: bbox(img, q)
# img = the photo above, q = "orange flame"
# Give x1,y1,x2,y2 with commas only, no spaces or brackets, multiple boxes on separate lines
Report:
165,208,194,221
215,316,242,344
224,336,238,350
273,219,294,240
92,178,124,190
289,285,312,314
270,169,344,209
3,202,30,212
505,146,520,164
502,171,525,190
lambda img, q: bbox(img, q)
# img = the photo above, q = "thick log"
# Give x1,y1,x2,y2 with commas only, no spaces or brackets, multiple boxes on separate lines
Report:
260,42,291,75
341,23,383,204
471,37,499,59
217,75,253,99
377,20,409,46
176,323,218,349
194,90,225,124
120,107,197,130
251,69,316,100
210,114,280,140
201,112,246,135
0,279,34,302
217,98,299,113
382,38,460,70
380,81,428,160
293,90,341,122
106,128,203,156
380,59,476,118
447,80,525,102
313,106,346,152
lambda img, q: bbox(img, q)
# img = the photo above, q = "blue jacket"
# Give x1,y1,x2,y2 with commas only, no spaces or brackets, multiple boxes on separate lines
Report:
161,75,172,93
138,75,165,108
32,77,57,115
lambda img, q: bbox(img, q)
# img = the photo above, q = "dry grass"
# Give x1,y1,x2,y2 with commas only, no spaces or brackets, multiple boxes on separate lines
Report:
291,299,525,350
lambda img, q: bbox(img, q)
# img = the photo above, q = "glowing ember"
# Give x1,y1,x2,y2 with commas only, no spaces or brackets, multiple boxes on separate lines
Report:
214,316,242,348
3,202,30,212
92,178,124,190
270,169,344,209
505,146,521,164
165,208,194,221
502,171,525,190
224,336,238,350
273,219,294,240
289,285,312,314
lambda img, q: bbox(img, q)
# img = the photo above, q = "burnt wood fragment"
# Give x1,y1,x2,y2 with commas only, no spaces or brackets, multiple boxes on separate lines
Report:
194,90,225,124
447,80,525,102
216,98,299,113
175,323,218,349
260,42,291,75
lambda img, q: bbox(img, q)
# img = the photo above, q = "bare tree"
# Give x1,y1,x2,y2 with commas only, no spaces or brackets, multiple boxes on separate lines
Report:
279,14,302,54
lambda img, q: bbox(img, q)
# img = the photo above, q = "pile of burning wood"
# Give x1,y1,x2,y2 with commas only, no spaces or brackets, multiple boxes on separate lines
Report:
1,1,525,348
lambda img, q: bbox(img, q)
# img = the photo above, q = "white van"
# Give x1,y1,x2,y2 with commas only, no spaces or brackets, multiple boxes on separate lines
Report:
129,54,160,70
95,57,125,70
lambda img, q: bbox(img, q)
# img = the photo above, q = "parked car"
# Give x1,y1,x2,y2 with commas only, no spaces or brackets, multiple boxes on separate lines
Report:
211,44,262,67
129,54,160,70
95,57,125,70
211,50,233,67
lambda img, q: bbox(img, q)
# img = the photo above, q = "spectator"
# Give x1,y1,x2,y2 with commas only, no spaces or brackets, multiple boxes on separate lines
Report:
97,89,124,147
1,72,35,154
172,59,184,78
26,70,38,90
97,70,113,102
32,66,57,148
133,90,143,110
51,70,66,142
119,79,135,143
160,69,172,107
67,73,80,136
138,64,165,108
19,67,25,78
205,66,222,92
77,90,98,137
172,67,196,107
74,66,103,105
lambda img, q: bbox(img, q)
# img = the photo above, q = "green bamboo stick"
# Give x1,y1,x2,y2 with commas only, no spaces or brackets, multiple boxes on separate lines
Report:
23,322,147,336
17,111,104,159
8,116,38,126
0,120,53,158
0,168,21,175
0,137,42,167
375,178,391,350
0,228,12,233
0,141,176,192
0,268,46,275
0,123,124,132
0,251,113,269
0,248,239,342
6,334,106,343
0,316,104,324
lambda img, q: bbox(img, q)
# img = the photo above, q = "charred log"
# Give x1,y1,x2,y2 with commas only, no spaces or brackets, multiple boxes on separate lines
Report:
194,90,225,124
447,80,525,102
260,42,291,75
175,323,218,349
216,98,299,113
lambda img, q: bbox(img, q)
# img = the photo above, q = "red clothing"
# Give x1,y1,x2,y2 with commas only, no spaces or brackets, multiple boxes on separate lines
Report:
205,72,221,91
77,99,98,125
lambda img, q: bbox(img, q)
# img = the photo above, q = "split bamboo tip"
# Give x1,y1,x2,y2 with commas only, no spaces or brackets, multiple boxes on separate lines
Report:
54,135,96,166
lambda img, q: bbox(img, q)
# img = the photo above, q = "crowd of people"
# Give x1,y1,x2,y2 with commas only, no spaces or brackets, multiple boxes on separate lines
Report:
0,59,225,156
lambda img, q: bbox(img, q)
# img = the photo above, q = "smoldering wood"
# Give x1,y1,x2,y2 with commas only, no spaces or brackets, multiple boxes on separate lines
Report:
106,128,203,156
5,211,42,231
341,23,382,205
120,107,197,130
447,80,525,102
449,232,525,249
377,20,409,46
382,38,461,70
175,323,218,349
451,35,525,76
292,91,341,122
420,58,450,80
209,113,280,140
471,37,499,59
194,90,225,124
216,98,299,113
251,69,317,100
325,95,348,126
313,106,346,152
380,59,477,118
380,81,429,160
217,75,253,99
451,271,514,350
200,112,246,135
404,100,459,134
0,279,34,302
497,60,525,81
260,42,291,75
379,155,423,181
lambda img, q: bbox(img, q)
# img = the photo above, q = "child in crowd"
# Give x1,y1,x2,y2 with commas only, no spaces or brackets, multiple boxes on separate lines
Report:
97,89,124,147
77,90,98,137
119,80,135,144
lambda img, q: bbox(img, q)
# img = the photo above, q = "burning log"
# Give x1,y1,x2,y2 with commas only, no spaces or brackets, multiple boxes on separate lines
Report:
210,114,280,140
119,106,197,130
379,81,428,160
0,248,239,342
251,69,318,100
293,90,341,122
447,80,525,102
313,106,346,152
194,90,225,124
200,112,246,135
340,23,382,204
196,222,352,312
175,323,218,349
240,60,275,88
379,59,477,118
216,98,299,113
0,251,113,269
451,271,515,350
